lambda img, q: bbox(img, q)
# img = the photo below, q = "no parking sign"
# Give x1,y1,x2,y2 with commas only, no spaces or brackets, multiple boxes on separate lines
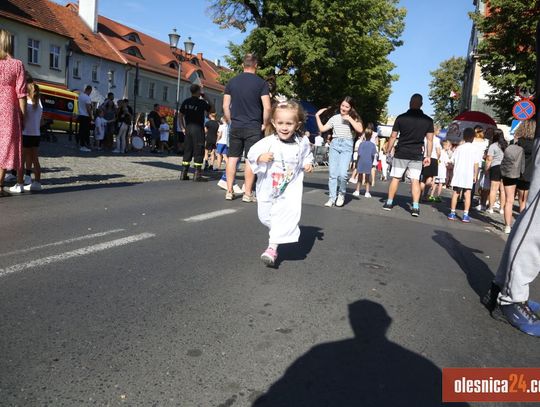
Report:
512,98,536,121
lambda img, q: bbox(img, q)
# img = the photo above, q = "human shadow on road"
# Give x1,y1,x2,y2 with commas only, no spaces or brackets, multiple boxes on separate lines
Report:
273,226,324,267
252,300,468,407
432,230,494,300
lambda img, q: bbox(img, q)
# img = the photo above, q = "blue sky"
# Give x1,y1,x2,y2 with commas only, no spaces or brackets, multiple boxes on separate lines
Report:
54,0,475,117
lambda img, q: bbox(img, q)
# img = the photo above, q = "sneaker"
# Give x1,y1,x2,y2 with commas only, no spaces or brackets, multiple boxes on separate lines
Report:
4,173,16,183
23,181,42,192
260,247,278,267
352,190,360,198
475,204,485,211
482,282,540,315
80,146,91,152
433,196,442,203
23,175,32,185
411,207,420,217
382,202,394,211
462,214,471,223
500,302,540,336
242,194,256,203
504,225,511,234
349,177,358,184
364,192,372,198
225,191,235,200
112,149,120,153
448,212,457,221
487,208,494,214
233,184,243,194
499,209,504,215
324,198,335,207
9,184,24,194
217,179,227,190
427,195,436,202
335,193,345,207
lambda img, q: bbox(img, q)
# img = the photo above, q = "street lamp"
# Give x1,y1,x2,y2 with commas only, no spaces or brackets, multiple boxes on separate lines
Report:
168,29,195,120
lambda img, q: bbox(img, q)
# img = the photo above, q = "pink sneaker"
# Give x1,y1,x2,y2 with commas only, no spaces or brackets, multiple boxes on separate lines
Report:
260,247,278,266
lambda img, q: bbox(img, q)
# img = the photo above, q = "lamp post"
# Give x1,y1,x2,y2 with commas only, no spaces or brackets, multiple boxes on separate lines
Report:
168,29,195,120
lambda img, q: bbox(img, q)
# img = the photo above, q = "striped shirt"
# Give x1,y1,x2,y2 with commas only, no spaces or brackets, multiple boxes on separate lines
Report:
327,114,355,139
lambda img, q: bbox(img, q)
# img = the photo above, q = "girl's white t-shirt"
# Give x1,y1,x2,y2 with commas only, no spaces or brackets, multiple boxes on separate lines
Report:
159,123,170,141
94,117,107,140
218,123,229,146
23,99,43,136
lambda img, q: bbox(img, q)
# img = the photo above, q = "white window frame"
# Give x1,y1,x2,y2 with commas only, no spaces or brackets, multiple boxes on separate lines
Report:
27,38,40,64
109,70,116,88
148,82,155,99
49,44,61,69
73,60,81,78
162,86,168,101
92,65,99,82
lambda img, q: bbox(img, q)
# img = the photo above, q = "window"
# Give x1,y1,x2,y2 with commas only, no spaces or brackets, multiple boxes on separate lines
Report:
148,82,155,99
122,46,144,59
92,65,99,82
27,38,40,64
49,45,60,69
190,57,200,66
162,86,168,101
108,70,116,88
73,60,81,78
124,33,142,44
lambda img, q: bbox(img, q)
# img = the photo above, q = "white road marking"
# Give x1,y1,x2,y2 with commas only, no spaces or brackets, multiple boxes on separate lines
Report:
0,233,155,278
183,209,238,222
0,229,126,258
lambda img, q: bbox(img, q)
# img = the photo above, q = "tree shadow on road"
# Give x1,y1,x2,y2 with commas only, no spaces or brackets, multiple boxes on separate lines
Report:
274,226,324,267
432,230,494,301
39,181,141,194
252,300,468,407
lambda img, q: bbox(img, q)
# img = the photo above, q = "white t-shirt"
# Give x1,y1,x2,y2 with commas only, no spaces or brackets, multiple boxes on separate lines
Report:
217,123,229,146
327,114,354,139
314,135,324,146
23,99,43,136
94,116,107,141
424,136,441,159
472,138,489,164
159,123,170,141
451,142,480,189
78,93,92,117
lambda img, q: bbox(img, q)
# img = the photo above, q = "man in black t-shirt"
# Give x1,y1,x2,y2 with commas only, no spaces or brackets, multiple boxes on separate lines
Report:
147,104,162,153
223,53,272,201
382,94,434,217
179,84,212,181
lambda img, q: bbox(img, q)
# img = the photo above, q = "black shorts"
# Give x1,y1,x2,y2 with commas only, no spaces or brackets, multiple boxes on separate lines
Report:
22,136,40,148
421,158,438,179
517,179,530,191
489,165,501,182
205,141,217,151
502,177,518,187
228,127,262,158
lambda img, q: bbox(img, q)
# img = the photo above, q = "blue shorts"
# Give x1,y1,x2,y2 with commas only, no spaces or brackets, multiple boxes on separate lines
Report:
216,143,228,155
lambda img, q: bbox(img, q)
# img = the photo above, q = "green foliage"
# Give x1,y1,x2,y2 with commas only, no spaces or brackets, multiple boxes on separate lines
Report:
209,0,406,124
470,0,539,123
428,57,466,126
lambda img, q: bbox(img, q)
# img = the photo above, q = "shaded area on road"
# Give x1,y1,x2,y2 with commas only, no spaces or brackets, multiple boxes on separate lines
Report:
432,230,494,302
273,226,324,268
39,181,142,194
252,300,468,407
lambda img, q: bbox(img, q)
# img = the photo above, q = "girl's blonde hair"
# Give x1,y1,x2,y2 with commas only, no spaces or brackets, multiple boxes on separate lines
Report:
26,73,40,109
0,29,13,60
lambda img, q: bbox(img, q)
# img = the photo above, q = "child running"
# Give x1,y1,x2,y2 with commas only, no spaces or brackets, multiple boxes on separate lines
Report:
448,128,480,223
247,99,314,267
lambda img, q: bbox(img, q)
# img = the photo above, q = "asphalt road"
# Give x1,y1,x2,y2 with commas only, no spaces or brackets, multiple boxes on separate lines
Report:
1,172,538,407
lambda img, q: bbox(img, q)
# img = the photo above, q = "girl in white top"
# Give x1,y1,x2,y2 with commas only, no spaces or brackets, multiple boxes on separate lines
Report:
22,79,43,192
247,100,314,267
215,117,229,171
94,108,107,150
159,117,170,153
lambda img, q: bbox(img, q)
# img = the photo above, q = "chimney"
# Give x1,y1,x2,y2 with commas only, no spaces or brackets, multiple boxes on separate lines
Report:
197,52,203,61
79,0,99,33
214,58,221,67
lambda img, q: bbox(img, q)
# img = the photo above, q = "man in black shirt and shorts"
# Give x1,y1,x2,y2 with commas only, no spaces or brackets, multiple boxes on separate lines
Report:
383,94,434,217
179,84,212,181
223,53,271,201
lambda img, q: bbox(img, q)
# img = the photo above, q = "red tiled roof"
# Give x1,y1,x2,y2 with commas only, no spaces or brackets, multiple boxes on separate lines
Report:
96,14,225,92
0,0,70,38
46,1,125,64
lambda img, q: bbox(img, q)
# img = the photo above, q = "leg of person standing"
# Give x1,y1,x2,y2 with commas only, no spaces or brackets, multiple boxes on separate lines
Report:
336,138,353,206
242,133,261,202
326,139,341,207
181,125,195,180
489,137,540,336
192,124,207,182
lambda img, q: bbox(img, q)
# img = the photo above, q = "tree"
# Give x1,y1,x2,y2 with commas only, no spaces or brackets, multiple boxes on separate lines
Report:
428,57,466,126
208,0,406,124
470,0,540,123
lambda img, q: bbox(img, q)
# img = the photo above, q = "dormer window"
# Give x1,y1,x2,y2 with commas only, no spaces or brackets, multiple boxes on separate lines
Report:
124,32,142,44
168,61,179,69
190,57,200,66
196,70,205,79
122,46,144,59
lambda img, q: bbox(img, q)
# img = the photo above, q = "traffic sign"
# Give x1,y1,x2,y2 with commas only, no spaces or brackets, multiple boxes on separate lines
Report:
512,99,536,121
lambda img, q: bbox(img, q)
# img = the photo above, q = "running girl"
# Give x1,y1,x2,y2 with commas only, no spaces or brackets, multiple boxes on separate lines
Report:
247,100,314,267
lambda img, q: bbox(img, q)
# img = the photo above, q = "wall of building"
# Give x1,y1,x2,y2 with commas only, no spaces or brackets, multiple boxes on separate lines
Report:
67,52,126,105
0,18,69,85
